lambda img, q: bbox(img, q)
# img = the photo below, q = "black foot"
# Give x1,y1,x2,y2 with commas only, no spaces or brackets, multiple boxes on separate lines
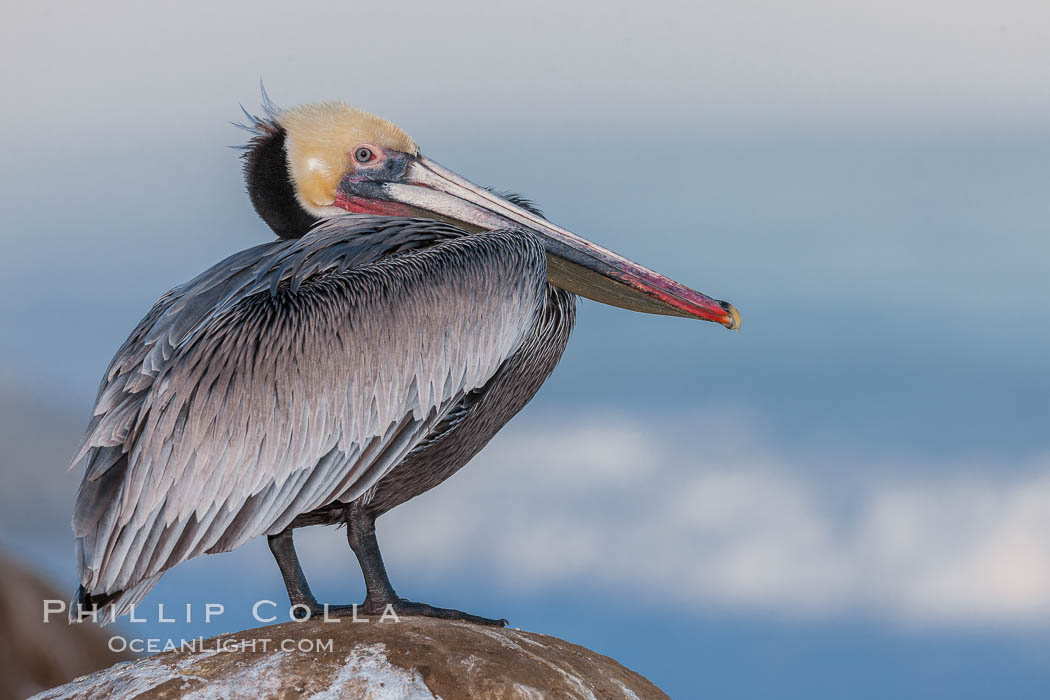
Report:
269,509,508,630
382,598,508,627
311,599,507,627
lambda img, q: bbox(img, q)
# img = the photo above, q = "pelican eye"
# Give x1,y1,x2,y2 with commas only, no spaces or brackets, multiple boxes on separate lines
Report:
354,146,375,163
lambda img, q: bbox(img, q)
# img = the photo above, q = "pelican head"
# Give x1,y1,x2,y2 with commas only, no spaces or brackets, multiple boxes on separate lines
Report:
243,100,740,329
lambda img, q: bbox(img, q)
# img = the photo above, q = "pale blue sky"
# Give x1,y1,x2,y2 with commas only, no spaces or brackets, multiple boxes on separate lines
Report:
2,2,1049,697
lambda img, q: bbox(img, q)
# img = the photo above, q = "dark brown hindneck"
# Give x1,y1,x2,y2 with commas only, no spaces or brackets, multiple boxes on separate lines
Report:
242,122,320,239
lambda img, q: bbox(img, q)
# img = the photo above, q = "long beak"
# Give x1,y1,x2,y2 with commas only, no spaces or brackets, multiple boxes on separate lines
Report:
356,155,739,329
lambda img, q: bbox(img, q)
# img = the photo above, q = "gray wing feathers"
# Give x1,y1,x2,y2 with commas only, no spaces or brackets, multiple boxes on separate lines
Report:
72,218,545,602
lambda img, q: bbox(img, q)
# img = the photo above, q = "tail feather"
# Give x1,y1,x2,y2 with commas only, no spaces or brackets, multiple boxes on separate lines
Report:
69,575,162,625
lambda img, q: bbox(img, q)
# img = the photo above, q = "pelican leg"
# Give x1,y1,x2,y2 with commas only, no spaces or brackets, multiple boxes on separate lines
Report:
267,529,318,618
344,503,508,627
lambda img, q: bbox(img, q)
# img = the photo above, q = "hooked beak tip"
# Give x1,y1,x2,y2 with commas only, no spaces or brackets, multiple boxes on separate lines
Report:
722,302,742,331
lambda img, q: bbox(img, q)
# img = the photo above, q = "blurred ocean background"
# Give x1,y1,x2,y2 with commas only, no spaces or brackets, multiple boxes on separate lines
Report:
2,1,1049,697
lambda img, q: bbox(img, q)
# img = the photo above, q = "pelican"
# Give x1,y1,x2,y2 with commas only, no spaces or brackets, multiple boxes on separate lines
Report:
70,99,739,626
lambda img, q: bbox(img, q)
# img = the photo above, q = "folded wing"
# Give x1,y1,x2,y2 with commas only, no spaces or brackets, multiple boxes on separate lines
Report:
71,218,546,613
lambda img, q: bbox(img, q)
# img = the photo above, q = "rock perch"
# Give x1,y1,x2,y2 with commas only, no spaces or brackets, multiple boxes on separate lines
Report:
32,617,669,699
